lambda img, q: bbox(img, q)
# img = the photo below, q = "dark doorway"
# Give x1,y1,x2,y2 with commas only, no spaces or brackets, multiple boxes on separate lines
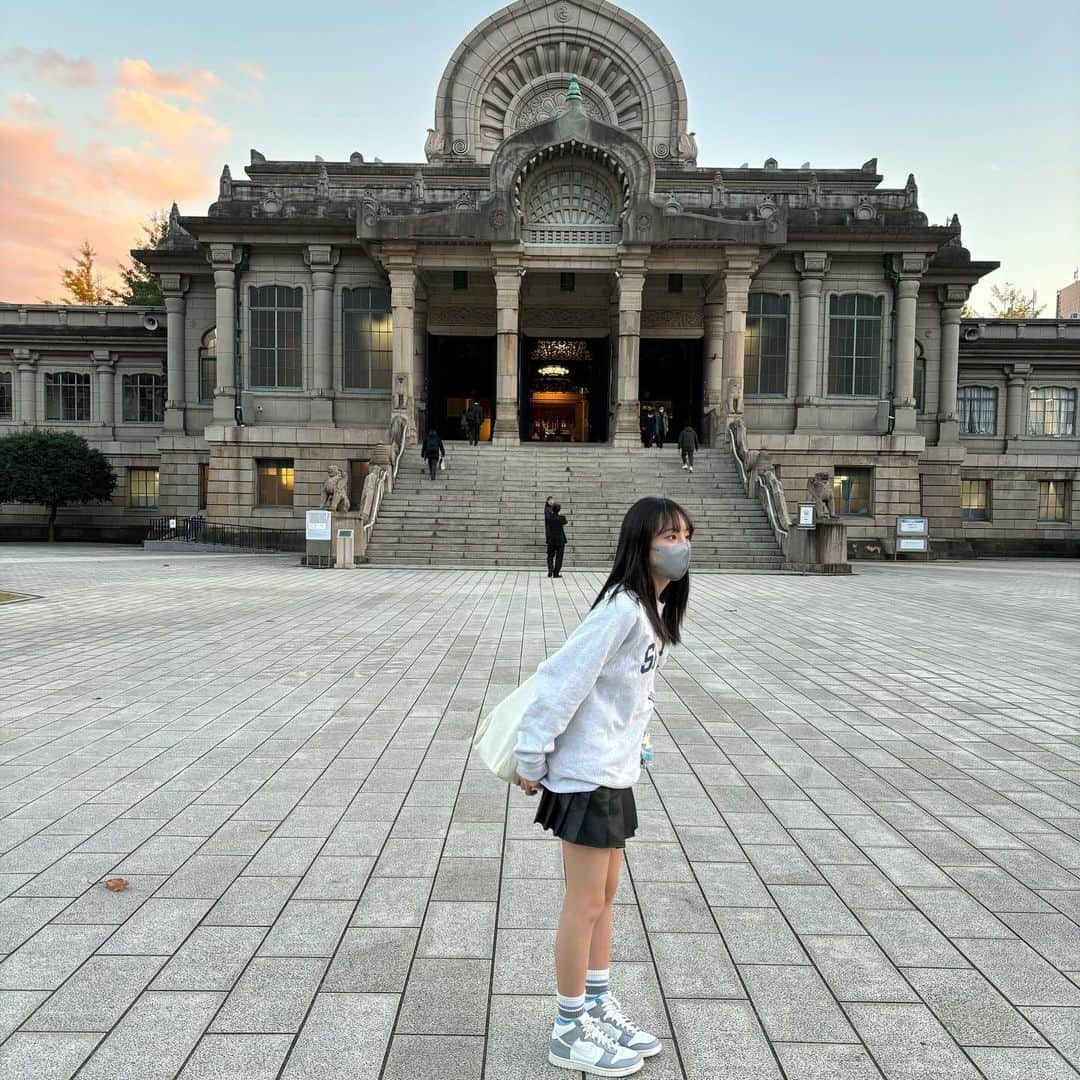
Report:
520,336,610,443
427,335,496,441
639,339,703,437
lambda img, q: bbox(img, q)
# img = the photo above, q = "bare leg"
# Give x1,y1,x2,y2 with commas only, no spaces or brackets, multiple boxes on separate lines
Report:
587,848,623,971
555,841,614,997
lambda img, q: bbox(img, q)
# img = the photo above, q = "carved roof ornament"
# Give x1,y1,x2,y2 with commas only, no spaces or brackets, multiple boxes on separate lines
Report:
250,148,266,164
316,164,330,201
350,151,364,163
663,192,682,216
905,173,919,209
260,190,283,215
757,195,777,220
861,157,877,173
219,164,233,200
453,190,475,210
763,157,778,170
424,129,445,162
807,172,821,207
854,195,876,221
679,131,698,166
711,180,726,208
160,201,198,251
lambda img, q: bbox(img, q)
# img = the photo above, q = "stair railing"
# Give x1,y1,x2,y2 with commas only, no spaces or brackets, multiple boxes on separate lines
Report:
728,422,788,551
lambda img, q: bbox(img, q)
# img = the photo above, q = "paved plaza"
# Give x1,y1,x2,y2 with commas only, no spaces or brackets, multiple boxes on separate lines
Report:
0,547,1079,1080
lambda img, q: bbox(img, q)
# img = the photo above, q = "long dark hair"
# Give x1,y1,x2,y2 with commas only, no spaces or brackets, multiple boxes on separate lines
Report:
593,496,694,646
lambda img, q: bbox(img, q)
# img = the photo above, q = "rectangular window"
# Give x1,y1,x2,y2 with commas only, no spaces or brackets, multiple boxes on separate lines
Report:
198,463,209,510
833,467,873,516
958,385,997,435
1038,479,1069,522
0,372,11,420
45,371,91,421
122,372,165,423
257,459,294,506
343,287,392,391
914,355,926,414
128,467,159,509
452,270,469,291
745,293,790,396
961,479,990,522
560,272,576,293
827,294,883,397
199,353,216,404
1028,387,1077,437
667,273,684,294
249,285,302,388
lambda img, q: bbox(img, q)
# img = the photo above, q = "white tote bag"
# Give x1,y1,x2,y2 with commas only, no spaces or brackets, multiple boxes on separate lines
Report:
472,674,538,783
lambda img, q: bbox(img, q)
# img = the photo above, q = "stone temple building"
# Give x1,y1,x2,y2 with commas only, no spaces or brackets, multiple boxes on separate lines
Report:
2,0,1078,557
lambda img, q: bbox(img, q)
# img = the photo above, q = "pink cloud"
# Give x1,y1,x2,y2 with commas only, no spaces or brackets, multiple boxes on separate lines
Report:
0,47,99,87
116,58,221,103
108,88,231,146
234,59,266,82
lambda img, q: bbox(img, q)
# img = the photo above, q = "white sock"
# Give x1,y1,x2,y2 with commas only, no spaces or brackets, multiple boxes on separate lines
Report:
556,992,586,1024
585,968,610,999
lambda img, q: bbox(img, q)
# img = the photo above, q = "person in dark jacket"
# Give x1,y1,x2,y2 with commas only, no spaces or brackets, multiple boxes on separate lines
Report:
655,405,669,448
640,407,656,448
544,496,568,577
678,424,698,471
466,401,484,446
421,429,445,480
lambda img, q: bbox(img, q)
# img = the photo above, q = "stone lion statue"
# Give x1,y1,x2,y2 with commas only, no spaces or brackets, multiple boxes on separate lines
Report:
725,378,743,418
322,466,350,513
807,471,836,519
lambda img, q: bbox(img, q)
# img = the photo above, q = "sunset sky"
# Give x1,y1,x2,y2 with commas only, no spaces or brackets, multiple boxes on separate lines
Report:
1,0,1076,313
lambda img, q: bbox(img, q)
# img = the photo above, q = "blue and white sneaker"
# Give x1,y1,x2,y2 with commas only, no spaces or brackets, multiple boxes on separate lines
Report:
549,1011,644,1076
588,993,662,1058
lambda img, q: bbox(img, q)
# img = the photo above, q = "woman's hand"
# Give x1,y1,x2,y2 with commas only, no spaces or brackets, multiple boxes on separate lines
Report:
513,773,540,796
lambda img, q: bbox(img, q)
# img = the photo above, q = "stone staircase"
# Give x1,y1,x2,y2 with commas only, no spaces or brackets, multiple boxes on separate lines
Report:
365,443,785,570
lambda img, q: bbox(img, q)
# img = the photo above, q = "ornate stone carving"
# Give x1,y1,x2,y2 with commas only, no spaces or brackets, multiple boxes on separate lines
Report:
807,472,836,519
316,164,330,201
488,208,507,229
678,131,698,165
260,190,282,215
219,165,232,200
763,469,791,529
393,373,409,410
636,212,653,232
513,87,605,131
854,196,876,221
640,308,702,330
412,170,425,203
359,191,379,228
424,129,445,161
663,193,682,215
725,378,743,417
322,466,350,513
729,417,750,464
453,190,475,210
653,143,670,159
554,2,572,21
764,157,778,169
451,138,468,156
904,172,918,208
757,195,777,220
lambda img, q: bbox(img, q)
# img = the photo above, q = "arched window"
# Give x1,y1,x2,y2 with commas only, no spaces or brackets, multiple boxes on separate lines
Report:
122,372,166,423
745,294,789,396
249,286,302,388
199,327,216,404
524,166,617,226
827,294,883,397
1028,386,1077,437
958,386,997,435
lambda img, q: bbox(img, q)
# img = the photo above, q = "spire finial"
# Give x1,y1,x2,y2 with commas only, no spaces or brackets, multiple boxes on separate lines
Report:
566,74,581,102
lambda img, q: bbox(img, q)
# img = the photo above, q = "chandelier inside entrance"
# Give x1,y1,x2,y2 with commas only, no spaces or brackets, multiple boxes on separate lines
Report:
530,339,593,368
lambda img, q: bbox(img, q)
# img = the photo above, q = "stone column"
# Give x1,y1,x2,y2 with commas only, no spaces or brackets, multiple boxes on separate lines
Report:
891,254,926,435
413,289,428,438
720,255,753,427
702,276,725,446
386,244,419,438
1005,364,1030,443
794,252,830,431
306,244,339,425
492,250,523,443
612,254,647,447
937,285,967,444
11,348,36,426
93,349,115,433
160,273,188,434
210,244,239,424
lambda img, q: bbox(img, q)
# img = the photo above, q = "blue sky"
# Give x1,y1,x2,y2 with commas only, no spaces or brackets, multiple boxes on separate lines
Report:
1,0,1076,310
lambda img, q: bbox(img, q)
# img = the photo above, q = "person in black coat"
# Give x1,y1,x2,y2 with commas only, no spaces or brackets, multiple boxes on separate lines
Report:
678,424,698,471
655,405,669,448
544,496,568,577
421,429,445,480
466,401,483,446
640,407,656,448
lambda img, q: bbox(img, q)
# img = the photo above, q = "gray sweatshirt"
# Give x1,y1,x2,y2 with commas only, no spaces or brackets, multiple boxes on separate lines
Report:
514,589,664,793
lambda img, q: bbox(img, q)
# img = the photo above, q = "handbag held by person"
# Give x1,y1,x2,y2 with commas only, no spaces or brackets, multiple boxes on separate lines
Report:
472,674,537,783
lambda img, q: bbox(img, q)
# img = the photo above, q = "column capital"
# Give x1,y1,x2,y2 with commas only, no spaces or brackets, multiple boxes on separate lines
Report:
91,348,115,369
164,295,185,315
208,243,240,269
937,283,970,310
794,252,831,277
11,347,37,367
388,266,417,298
304,245,340,272
159,272,189,298
890,252,928,279
1006,363,1032,384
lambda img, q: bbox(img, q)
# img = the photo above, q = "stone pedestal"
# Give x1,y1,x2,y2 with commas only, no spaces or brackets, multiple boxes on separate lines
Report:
784,520,850,572
333,511,369,562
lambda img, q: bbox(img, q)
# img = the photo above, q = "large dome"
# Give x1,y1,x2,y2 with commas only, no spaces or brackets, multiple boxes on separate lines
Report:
427,0,690,165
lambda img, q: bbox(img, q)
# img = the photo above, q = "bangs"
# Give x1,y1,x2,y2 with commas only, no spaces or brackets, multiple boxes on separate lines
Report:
653,500,695,540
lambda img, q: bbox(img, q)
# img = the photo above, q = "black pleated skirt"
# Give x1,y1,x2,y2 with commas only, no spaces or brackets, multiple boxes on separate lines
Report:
534,785,638,849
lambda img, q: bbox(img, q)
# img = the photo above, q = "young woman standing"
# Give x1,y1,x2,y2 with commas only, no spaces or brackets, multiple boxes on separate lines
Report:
513,496,694,1077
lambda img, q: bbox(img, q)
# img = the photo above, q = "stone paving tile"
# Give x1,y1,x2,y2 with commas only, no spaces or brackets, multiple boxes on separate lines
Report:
0,1031,101,1080
3,555,1080,1079
176,1033,293,1079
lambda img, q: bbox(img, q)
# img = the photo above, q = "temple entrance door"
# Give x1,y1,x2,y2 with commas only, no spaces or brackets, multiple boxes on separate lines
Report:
427,335,496,441
520,336,610,443
639,339,704,440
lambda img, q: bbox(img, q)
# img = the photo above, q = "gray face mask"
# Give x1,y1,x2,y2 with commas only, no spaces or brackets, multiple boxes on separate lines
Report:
651,541,691,581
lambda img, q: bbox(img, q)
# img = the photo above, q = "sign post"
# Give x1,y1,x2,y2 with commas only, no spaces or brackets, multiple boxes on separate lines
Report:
894,516,929,560
305,510,333,568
